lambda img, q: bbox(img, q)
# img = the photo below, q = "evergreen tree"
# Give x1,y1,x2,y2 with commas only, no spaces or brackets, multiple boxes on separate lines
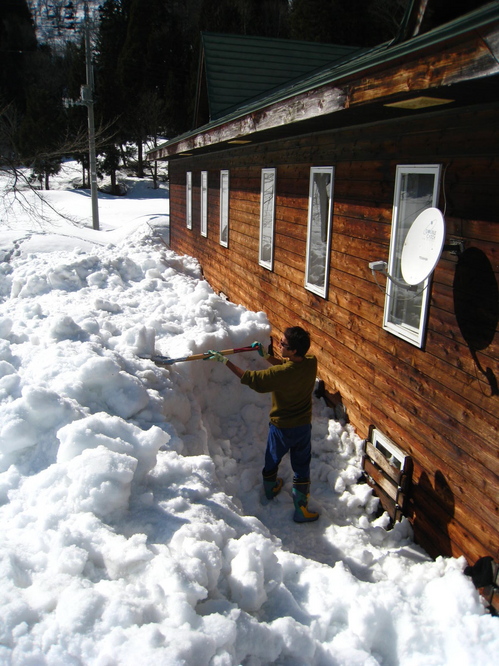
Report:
94,0,193,180
116,0,162,176
242,0,290,38
98,142,121,193
288,0,337,44
61,38,89,186
61,38,86,99
18,44,66,188
198,0,244,34
143,2,192,136
0,0,38,162
289,0,408,46
198,0,289,37
94,0,131,188
0,0,37,107
95,0,131,126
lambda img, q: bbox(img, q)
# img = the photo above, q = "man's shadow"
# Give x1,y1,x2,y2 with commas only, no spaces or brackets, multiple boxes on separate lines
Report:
411,470,455,558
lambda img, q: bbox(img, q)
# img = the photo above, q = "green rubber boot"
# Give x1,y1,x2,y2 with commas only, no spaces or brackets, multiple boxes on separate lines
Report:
292,479,319,523
262,469,283,500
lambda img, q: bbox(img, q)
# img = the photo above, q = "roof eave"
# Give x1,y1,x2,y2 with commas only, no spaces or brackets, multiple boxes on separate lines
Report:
147,3,499,162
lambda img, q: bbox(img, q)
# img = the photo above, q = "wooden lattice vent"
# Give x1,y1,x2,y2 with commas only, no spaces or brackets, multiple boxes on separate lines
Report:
362,427,413,523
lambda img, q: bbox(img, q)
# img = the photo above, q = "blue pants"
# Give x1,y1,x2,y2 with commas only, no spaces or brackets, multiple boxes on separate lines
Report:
264,423,312,481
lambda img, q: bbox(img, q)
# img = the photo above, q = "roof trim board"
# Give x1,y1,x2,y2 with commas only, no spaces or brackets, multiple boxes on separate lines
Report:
148,2,499,162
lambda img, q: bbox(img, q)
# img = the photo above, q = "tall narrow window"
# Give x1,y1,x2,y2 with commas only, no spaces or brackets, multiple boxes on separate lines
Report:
200,171,208,237
305,167,334,298
220,170,229,247
383,165,441,347
259,168,276,270
186,171,192,230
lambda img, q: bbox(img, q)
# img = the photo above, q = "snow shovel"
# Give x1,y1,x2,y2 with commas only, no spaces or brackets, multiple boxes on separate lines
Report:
150,345,257,366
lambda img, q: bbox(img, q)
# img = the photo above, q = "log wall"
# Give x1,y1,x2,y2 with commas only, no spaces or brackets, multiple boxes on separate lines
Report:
167,104,499,565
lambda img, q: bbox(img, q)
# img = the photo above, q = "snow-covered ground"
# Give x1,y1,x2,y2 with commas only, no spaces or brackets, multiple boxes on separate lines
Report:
0,162,497,665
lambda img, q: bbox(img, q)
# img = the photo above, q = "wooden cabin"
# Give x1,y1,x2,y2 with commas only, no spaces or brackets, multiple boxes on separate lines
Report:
148,1,499,600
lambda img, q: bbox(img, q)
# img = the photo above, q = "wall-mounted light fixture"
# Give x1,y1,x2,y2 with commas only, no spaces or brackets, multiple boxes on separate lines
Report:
384,96,454,110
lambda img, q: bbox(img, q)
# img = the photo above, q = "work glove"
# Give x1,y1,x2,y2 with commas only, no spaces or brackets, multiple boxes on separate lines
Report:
205,350,228,364
251,341,270,359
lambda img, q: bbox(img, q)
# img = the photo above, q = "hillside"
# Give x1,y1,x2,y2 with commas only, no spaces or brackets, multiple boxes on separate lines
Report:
27,0,101,47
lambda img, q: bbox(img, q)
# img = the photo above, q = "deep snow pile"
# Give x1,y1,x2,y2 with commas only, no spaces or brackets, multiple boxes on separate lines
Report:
0,165,497,665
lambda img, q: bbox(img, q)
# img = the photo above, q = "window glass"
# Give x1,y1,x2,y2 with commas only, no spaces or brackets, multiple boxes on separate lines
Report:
201,171,208,237
186,171,192,230
220,170,229,247
259,168,276,270
383,165,441,347
305,167,334,298
371,428,407,471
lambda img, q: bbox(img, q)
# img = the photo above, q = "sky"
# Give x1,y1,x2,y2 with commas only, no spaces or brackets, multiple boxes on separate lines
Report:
0,161,497,666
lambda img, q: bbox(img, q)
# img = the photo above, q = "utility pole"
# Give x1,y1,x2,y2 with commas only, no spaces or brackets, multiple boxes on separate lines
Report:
82,4,99,231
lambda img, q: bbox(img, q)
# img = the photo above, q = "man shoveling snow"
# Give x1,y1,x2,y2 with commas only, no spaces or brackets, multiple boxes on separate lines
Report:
206,326,319,523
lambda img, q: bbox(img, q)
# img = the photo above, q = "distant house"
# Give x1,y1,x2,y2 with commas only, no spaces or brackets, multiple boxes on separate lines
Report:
148,1,499,594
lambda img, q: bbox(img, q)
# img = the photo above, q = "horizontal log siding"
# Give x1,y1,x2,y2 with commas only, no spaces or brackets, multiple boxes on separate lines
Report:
168,104,499,565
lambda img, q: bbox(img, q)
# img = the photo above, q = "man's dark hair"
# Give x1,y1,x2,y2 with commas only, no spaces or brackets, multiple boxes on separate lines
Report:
284,326,311,357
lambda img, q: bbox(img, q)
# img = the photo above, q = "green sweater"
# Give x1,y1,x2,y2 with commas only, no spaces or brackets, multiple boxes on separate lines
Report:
240,356,317,428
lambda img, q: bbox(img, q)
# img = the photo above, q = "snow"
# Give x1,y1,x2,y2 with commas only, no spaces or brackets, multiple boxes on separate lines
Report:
0,162,497,665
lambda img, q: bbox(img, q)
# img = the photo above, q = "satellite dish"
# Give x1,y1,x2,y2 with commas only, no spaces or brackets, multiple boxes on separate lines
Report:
401,208,445,285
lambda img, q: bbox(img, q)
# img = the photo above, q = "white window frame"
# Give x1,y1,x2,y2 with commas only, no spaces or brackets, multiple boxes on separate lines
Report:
371,428,408,471
258,168,276,270
305,167,334,298
200,171,208,237
186,171,192,230
383,165,441,348
220,170,229,247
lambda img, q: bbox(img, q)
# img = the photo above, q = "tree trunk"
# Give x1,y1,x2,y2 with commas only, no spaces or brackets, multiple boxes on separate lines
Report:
120,144,127,167
111,169,118,195
137,140,144,178
152,136,158,189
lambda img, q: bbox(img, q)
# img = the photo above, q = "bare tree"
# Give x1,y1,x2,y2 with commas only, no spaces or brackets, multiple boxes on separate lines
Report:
0,102,115,226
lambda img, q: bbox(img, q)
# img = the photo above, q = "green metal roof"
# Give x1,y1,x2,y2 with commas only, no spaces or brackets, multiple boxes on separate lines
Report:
148,2,499,161
201,32,363,120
